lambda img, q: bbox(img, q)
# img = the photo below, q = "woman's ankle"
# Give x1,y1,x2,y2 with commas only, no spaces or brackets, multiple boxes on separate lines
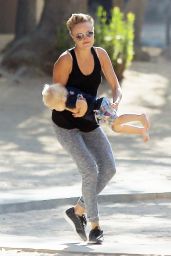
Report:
74,204,85,216
91,222,100,230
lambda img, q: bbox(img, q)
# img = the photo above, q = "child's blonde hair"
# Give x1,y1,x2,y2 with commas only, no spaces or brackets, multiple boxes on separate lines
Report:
42,83,67,110
66,13,94,32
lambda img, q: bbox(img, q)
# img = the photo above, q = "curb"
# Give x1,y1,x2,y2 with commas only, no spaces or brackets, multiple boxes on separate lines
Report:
0,192,171,214
1,246,171,256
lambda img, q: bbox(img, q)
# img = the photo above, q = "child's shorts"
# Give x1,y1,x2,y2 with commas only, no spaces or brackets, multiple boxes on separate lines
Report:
94,97,118,127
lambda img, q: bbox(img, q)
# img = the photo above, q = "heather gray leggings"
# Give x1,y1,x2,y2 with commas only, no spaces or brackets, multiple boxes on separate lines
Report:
53,125,116,222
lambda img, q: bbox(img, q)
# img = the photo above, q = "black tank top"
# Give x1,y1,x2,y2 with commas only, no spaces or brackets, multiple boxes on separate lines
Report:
52,47,102,132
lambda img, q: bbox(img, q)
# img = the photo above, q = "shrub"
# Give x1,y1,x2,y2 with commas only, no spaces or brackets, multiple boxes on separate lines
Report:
56,24,72,53
95,6,135,81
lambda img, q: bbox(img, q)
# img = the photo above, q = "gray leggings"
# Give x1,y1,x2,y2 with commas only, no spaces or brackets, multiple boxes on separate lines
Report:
53,125,116,222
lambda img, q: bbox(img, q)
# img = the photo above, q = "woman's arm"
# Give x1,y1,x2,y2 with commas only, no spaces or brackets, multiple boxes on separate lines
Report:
53,51,72,85
97,47,122,105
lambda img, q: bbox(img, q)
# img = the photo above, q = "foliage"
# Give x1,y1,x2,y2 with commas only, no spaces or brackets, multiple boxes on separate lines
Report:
95,6,135,80
56,24,73,53
55,7,135,80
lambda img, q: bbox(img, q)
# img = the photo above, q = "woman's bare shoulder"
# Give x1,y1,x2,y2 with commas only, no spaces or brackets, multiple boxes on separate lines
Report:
94,47,109,67
54,50,72,66
53,50,73,75
95,47,109,57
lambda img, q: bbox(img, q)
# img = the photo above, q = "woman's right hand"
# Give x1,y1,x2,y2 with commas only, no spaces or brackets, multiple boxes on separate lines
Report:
73,98,88,117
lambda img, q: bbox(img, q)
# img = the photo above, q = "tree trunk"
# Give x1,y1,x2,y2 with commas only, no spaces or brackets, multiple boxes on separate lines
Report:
162,1,171,59
1,0,87,75
123,0,150,61
98,0,113,21
88,0,112,21
113,0,124,9
15,0,36,39
124,0,148,48
166,17,171,46
165,1,171,46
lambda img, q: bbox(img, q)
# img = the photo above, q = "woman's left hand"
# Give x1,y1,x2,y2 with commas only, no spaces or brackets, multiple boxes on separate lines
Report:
111,102,119,111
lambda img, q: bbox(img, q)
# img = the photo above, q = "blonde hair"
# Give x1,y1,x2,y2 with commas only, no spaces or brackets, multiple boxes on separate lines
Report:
42,83,67,110
66,13,94,32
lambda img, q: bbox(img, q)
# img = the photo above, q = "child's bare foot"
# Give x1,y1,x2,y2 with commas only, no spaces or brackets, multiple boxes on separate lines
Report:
141,114,150,130
142,128,150,143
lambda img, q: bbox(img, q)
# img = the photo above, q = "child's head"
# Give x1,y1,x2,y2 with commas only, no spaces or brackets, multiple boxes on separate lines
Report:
42,83,67,111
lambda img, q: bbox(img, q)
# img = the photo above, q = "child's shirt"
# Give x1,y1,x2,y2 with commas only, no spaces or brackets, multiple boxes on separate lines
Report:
65,86,117,126
66,86,103,122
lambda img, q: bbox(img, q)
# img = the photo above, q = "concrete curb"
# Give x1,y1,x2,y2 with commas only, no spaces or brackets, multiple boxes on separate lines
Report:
1,246,171,256
0,192,171,214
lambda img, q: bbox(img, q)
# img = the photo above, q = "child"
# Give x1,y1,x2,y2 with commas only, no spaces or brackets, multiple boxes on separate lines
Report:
42,83,150,142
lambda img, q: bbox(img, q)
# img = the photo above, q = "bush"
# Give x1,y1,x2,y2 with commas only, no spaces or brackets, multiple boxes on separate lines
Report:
56,24,72,53
95,6,135,81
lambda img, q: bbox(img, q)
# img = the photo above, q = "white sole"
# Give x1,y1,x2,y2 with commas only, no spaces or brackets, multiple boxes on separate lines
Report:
63,210,87,242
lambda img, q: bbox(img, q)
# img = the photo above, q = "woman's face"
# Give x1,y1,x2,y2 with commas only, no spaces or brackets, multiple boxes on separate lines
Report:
71,21,94,49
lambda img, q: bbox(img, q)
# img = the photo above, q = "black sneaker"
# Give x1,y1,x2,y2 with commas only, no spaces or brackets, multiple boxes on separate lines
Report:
65,207,87,241
89,227,103,244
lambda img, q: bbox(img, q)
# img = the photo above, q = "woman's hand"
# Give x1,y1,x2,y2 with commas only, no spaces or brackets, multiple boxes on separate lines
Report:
73,98,88,117
111,101,119,111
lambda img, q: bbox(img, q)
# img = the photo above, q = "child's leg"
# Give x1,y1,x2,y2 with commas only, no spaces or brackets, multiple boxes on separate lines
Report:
112,113,149,142
114,113,149,129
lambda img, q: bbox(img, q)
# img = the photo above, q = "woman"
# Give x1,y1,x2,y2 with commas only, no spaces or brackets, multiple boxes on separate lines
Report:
52,13,122,243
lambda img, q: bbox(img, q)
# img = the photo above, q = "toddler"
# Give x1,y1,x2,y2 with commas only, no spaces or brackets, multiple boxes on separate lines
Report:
42,83,150,142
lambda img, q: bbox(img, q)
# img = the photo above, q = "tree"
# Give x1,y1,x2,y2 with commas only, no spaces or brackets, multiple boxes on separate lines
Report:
15,0,36,39
1,0,87,75
113,0,149,61
125,0,150,60
88,0,113,22
162,0,171,59
124,0,148,48
165,0,171,46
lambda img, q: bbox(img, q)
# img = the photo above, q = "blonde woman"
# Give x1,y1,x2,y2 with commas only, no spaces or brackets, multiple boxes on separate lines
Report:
51,13,122,243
